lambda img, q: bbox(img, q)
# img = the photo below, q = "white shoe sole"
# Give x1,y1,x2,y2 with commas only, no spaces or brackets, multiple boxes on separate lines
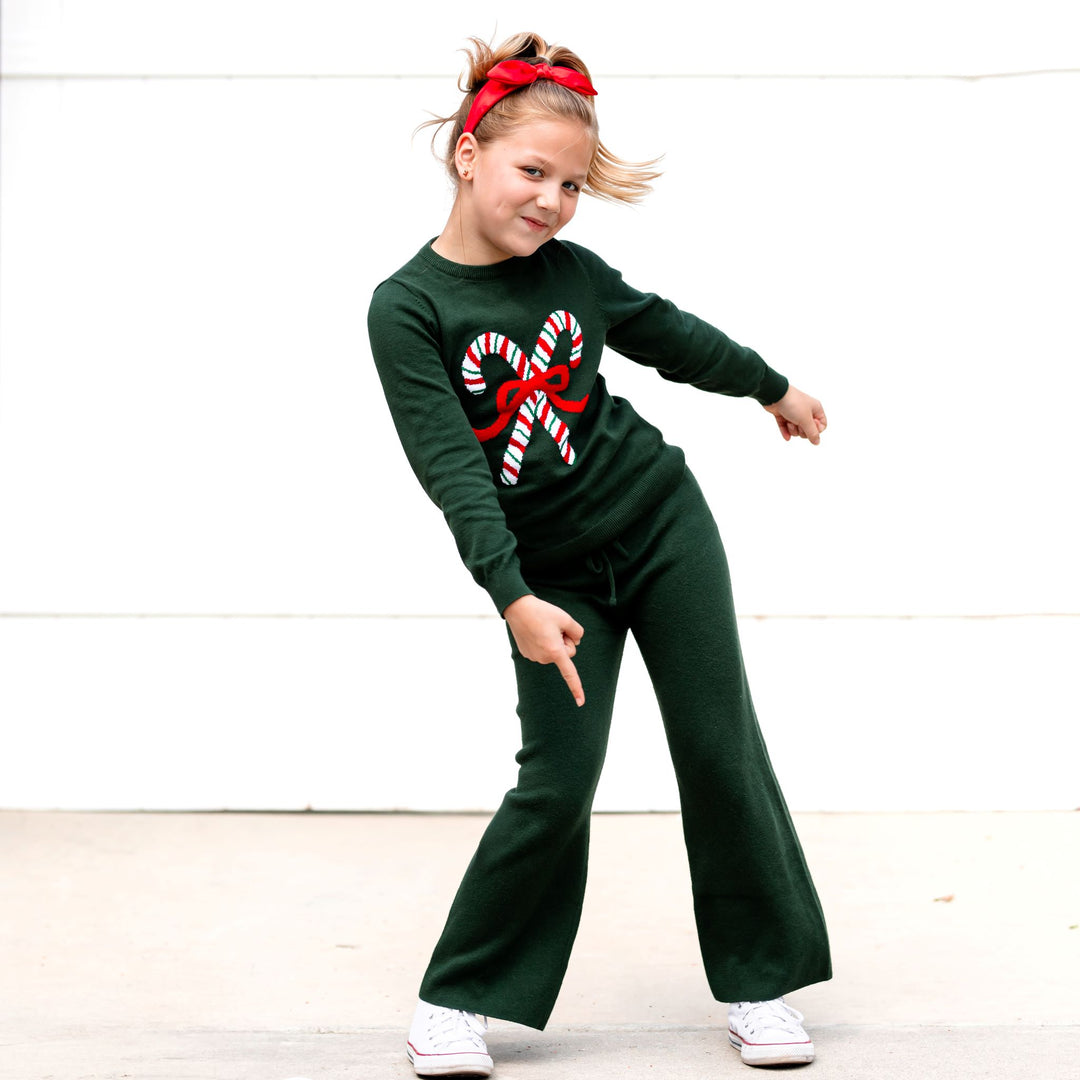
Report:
406,1041,494,1078
729,1031,815,1067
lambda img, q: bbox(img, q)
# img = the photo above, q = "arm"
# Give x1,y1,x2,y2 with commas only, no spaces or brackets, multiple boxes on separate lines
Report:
562,242,788,405
562,244,825,446
367,280,532,615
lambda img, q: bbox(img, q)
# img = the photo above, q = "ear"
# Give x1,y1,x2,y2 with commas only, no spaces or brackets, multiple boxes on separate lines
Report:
454,133,480,181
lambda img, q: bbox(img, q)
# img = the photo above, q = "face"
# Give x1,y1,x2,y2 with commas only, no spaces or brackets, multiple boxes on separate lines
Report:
452,117,595,264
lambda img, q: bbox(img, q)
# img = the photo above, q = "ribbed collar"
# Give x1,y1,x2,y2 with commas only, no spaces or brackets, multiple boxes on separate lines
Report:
415,239,550,282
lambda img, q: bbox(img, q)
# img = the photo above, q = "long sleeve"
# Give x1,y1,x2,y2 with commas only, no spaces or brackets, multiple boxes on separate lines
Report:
368,278,532,614
562,242,790,406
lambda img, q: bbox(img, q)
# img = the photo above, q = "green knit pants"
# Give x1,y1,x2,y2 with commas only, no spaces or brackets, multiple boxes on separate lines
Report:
419,469,831,1029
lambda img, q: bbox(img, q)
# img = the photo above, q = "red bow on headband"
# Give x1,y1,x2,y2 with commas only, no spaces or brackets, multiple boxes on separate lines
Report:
463,59,598,135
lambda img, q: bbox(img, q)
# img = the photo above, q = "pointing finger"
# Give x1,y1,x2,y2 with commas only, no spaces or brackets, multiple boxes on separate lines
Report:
555,651,585,708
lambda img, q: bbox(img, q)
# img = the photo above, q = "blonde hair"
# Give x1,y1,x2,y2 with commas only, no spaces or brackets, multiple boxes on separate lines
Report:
420,32,661,204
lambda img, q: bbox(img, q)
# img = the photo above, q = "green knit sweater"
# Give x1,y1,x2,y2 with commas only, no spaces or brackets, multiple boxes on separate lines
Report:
367,239,788,614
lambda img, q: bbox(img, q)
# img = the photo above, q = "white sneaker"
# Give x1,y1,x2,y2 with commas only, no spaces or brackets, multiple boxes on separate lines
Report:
728,998,814,1067
406,999,494,1077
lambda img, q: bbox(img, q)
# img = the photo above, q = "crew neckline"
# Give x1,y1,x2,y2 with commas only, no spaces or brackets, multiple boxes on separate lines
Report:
417,239,549,281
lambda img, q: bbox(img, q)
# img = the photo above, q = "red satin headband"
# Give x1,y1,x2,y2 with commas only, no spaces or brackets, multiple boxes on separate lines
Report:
463,59,598,136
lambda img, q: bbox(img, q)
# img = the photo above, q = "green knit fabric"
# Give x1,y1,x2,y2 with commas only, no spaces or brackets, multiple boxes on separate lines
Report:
418,471,831,1029
368,239,789,614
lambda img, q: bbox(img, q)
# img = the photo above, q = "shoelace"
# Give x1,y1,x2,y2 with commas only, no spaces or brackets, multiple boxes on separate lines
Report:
426,1007,489,1051
732,999,805,1037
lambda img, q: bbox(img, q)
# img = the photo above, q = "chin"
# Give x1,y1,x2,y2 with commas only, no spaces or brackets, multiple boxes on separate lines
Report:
502,238,546,260
521,230,559,255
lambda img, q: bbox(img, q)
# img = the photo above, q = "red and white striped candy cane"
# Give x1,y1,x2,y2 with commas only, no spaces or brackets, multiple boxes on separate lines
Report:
461,311,587,486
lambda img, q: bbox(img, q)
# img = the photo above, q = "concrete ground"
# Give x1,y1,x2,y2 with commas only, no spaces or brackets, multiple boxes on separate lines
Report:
1,810,1078,1080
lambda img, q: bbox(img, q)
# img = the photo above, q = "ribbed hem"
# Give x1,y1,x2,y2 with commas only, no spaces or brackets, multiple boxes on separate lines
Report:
517,447,686,574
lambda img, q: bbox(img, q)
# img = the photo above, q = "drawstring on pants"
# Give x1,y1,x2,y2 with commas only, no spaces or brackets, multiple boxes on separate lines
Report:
585,540,627,607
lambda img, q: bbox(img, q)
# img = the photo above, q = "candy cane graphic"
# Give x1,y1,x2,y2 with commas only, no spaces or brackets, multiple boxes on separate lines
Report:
462,311,588,486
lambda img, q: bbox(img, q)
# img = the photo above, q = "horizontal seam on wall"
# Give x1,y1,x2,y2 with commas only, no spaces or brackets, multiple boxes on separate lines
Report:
1,612,1077,621
2,68,1078,82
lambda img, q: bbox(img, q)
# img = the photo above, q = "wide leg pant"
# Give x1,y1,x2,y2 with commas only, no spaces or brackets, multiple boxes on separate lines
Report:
419,470,831,1030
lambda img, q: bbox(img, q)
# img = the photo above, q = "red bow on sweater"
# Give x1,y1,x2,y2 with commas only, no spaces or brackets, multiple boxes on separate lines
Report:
471,364,588,442
463,60,598,135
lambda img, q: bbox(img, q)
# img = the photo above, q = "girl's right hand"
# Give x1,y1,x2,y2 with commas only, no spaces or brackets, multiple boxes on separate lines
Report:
504,594,586,707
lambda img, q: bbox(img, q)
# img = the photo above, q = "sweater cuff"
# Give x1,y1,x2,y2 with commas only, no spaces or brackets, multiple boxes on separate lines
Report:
486,570,534,618
753,365,789,407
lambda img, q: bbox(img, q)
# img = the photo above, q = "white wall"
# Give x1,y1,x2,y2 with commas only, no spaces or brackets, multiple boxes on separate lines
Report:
2,1,1078,810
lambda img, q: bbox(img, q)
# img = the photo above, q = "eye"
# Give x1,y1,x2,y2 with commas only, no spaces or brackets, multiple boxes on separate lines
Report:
522,166,543,178
563,181,580,193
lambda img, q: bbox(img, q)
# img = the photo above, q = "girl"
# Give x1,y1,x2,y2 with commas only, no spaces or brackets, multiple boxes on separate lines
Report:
368,32,831,1077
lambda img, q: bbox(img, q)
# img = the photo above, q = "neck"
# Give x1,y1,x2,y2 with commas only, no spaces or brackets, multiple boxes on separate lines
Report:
430,219,469,264
431,197,514,267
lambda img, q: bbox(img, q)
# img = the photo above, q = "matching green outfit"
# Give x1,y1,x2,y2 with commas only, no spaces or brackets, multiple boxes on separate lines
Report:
368,238,831,1029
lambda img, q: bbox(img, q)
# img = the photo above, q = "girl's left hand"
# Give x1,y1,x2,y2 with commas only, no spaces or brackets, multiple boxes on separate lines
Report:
504,594,586,708
764,386,827,445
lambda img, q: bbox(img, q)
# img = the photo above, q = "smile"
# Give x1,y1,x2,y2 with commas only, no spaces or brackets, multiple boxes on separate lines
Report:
522,216,550,232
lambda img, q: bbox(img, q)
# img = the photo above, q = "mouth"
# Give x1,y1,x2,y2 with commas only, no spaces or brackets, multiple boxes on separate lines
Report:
522,216,551,233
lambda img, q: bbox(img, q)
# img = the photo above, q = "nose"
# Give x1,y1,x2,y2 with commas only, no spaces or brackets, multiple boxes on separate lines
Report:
535,181,560,213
